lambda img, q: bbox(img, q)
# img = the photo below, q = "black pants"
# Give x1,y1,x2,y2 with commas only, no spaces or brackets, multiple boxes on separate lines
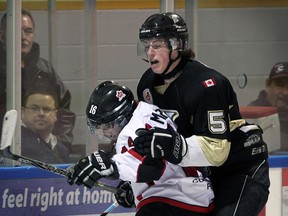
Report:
136,202,213,216
211,159,270,216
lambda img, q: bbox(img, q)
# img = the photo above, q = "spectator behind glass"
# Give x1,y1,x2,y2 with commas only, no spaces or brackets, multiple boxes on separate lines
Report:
248,62,288,151
21,83,70,164
0,9,76,151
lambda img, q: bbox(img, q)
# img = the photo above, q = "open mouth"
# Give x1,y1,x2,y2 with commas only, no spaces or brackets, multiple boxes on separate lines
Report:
151,60,159,65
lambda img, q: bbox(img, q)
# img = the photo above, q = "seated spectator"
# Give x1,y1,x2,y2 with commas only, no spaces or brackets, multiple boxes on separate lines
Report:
21,83,70,163
0,9,76,151
248,62,288,151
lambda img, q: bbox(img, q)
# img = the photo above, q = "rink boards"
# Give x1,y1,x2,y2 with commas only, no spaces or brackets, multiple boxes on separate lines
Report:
0,155,287,216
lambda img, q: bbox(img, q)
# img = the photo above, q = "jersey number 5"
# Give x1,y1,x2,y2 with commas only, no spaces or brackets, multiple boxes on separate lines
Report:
208,110,226,134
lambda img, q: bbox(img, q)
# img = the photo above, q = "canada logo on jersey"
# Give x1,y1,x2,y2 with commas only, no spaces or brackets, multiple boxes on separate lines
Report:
202,78,216,88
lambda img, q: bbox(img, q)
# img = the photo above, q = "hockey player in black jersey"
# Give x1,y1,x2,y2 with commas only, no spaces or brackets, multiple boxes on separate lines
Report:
135,12,270,216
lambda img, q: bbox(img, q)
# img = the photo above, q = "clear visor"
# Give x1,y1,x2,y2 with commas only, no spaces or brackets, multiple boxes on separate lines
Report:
137,38,182,59
87,115,128,143
137,39,168,58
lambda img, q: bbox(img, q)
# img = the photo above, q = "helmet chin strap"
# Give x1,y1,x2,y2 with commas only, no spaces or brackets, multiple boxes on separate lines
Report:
161,50,180,78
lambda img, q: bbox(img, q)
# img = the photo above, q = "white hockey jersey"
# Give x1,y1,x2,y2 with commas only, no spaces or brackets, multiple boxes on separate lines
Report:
112,101,215,213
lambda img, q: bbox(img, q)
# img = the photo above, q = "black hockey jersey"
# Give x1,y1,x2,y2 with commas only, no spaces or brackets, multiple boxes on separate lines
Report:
137,58,268,167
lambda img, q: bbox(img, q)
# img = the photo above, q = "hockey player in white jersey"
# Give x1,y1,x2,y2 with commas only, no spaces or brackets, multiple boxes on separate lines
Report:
68,81,215,216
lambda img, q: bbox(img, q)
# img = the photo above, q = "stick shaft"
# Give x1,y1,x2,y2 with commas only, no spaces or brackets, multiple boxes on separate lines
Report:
0,147,118,194
100,201,119,216
0,109,17,150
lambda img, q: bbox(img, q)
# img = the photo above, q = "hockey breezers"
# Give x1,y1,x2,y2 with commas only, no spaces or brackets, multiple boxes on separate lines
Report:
0,110,118,194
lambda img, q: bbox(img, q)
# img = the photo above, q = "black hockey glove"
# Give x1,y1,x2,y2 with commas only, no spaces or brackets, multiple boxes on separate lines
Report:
68,150,119,188
115,181,135,208
133,125,187,164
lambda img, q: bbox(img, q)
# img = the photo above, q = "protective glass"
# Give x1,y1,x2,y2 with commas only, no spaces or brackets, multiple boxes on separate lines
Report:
271,78,288,88
25,105,56,114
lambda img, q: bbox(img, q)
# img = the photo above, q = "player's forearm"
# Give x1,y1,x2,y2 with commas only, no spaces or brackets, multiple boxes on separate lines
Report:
179,135,231,167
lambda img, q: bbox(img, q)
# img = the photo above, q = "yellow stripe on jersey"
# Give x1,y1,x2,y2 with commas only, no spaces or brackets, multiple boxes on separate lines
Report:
197,136,231,166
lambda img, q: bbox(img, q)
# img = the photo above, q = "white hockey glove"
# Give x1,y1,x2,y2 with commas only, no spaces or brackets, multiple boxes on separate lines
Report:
68,150,119,188
115,181,135,208
134,125,187,164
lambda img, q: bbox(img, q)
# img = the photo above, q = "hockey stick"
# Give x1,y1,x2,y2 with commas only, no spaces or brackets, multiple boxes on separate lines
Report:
0,109,17,154
0,110,118,194
100,201,119,216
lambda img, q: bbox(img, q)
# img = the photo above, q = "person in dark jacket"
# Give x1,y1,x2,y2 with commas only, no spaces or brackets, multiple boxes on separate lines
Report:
21,83,70,163
0,9,75,150
248,62,288,151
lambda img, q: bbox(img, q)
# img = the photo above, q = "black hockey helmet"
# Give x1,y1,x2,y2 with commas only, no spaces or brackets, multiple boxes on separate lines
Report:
86,81,135,135
139,12,188,51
